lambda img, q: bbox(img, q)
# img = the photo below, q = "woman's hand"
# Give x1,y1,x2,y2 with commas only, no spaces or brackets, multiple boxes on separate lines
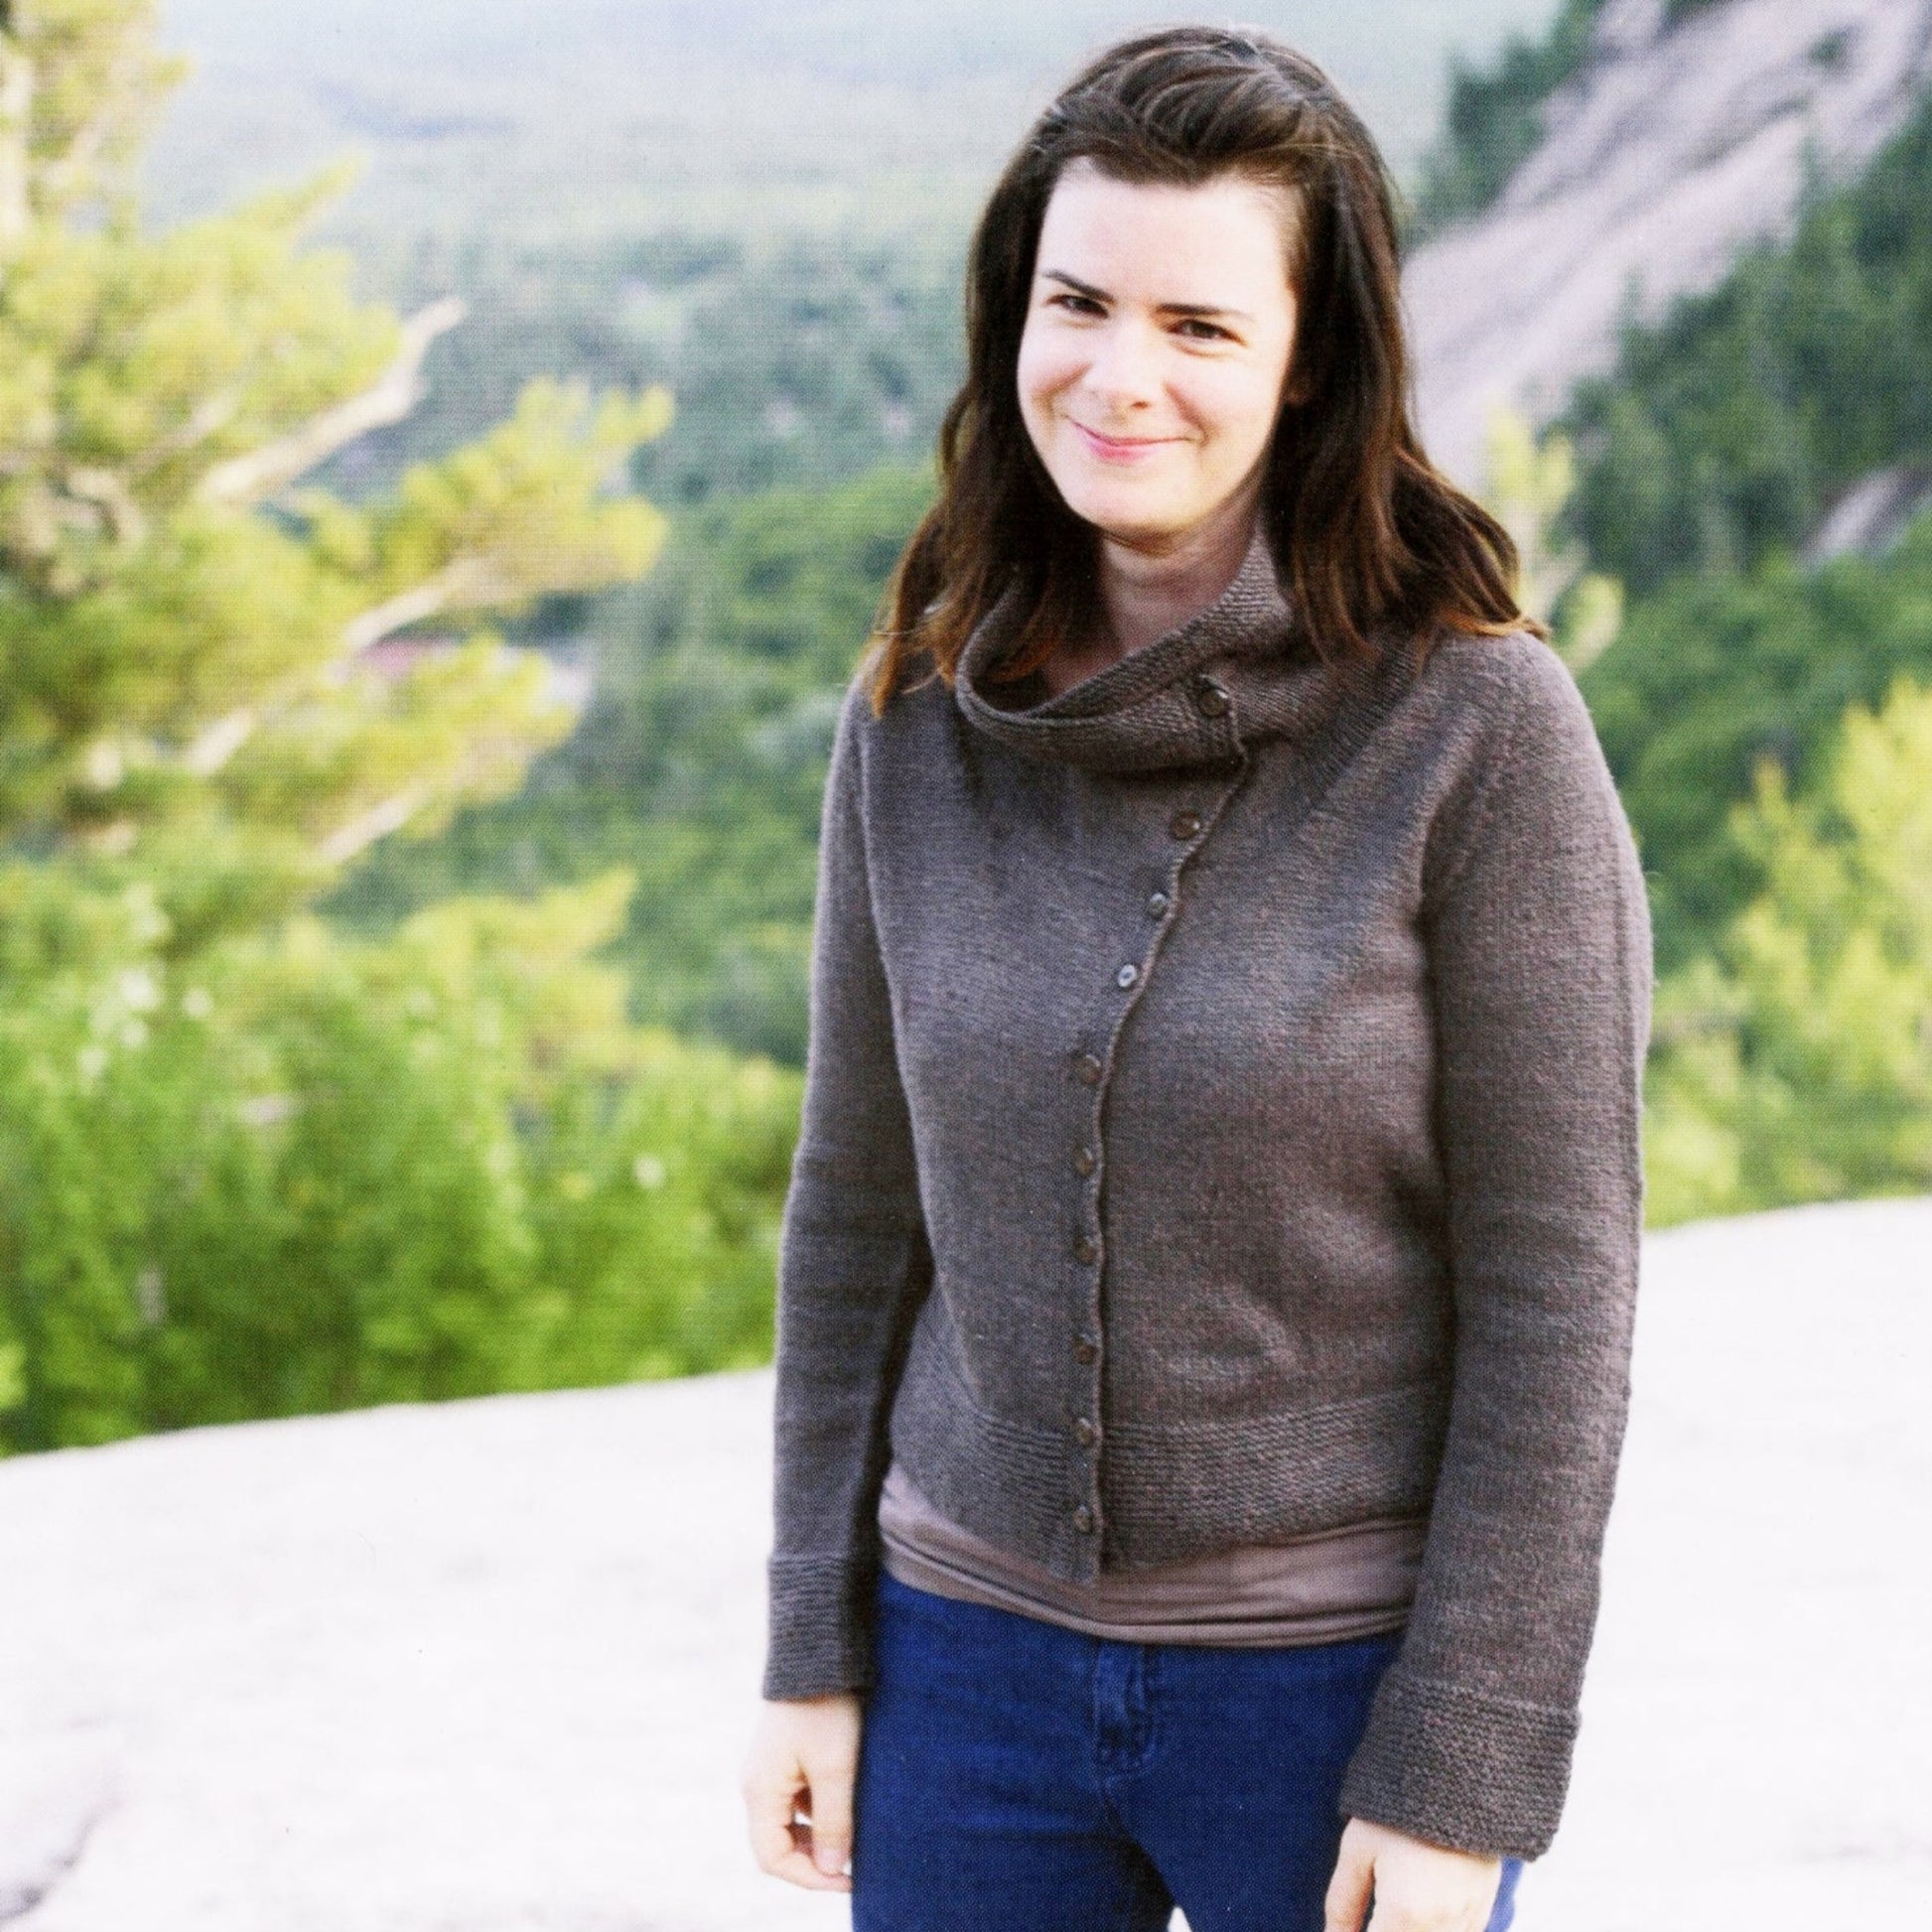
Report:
741,1693,863,1892
1324,1818,1503,1932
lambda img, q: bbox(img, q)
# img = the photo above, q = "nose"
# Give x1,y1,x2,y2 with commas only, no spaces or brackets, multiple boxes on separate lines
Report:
1078,318,1165,415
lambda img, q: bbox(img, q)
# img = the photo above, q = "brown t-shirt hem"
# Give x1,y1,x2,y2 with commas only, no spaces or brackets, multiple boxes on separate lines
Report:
878,1458,1425,1648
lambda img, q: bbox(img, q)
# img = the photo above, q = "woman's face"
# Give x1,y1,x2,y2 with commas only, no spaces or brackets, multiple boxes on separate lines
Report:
1016,160,1301,553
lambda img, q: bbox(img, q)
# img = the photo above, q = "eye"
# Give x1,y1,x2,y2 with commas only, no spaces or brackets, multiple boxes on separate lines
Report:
1046,291,1106,317
1174,317,1234,342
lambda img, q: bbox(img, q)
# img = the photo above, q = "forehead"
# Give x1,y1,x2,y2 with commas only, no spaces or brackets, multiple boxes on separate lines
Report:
1033,161,1296,305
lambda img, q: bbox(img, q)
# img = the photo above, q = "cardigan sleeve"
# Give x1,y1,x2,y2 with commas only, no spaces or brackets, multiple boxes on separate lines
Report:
760,671,933,1703
1337,635,1654,1859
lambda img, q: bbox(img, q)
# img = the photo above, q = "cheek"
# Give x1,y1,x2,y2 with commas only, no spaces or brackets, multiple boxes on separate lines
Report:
1191,364,1287,464
1016,325,1079,424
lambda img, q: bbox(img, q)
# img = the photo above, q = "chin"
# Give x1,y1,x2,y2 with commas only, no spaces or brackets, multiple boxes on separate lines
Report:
1055,479,1196,546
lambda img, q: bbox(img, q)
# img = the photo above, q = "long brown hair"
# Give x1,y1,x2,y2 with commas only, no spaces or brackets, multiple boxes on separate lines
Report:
865,26,1540,713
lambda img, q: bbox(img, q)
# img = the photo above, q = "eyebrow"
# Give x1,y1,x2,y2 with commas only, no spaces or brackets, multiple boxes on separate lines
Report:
1040,269,1254,325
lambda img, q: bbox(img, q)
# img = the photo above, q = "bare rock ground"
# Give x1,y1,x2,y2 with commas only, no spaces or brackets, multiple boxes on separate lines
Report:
1409,0,1932,485
1,1194,1927,1930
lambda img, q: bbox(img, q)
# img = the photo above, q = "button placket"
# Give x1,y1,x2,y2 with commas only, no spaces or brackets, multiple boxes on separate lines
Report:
1060,714,1250,1570
1067,1031,1107,1495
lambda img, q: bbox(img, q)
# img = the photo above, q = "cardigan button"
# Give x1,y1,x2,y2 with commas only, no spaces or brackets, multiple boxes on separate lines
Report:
1194,677,1231,719
1072,1051,1103,1086
1073,1417,1098,1448
1115,962,1139,989
1073,1333,1098,1363
1073,1233,1099,1265
1147,890,1171,917
1074,1504,1095,1534
1072,1145,1097,1177
1169,808,1201,840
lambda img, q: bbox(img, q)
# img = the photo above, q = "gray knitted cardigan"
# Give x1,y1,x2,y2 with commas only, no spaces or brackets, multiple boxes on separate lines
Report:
761,536,1653,1860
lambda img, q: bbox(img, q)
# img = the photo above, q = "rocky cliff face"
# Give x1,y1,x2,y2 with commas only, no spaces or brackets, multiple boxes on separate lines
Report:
1410,0,1932,487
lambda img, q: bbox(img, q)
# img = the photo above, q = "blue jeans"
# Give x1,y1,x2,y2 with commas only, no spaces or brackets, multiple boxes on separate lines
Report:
852,1570,1525,1932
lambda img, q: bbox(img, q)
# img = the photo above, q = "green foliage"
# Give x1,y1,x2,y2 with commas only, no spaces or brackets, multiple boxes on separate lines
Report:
1565,93,1932,596
2,4,675,947
332,228,963,509
1644,677,1932,1225
331,463,935,1064
1476,407,1624,672
1581,514,1932,974
1661,0,1730,25
1552,81,1932,1231
0,1,802,1452
1487,84,1932,1229
0,236,670,937
0,869,799,1451
1411,0,1606,233
0,0,185,222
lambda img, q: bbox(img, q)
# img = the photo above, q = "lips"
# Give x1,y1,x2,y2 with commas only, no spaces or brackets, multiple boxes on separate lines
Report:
1071,421,1180,462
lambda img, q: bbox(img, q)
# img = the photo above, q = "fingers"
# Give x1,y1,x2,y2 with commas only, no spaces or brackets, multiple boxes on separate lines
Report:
741,1700,862,1894
806,1730,858,1881
742,1757,851,1892
1333,1818,1505,1932
741,1750,819,1888
1324,1822,1375,1932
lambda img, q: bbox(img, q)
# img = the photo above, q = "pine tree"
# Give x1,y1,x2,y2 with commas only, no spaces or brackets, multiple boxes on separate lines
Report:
1644,677,1932,1223
0,3,806,1458
0,0,669,950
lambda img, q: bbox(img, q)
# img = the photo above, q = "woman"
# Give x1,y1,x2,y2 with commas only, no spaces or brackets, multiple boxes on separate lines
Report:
741,27,1651,1932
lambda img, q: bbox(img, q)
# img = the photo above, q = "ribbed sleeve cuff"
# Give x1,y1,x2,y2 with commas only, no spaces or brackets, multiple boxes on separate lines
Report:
760,1555,878,1703
1338,1671,1580,1861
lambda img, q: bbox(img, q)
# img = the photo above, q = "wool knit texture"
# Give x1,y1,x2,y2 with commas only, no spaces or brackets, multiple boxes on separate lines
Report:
760,536,1654,1860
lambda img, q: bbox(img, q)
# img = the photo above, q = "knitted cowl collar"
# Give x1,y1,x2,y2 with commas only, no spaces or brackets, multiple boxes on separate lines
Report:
952,529,1419,776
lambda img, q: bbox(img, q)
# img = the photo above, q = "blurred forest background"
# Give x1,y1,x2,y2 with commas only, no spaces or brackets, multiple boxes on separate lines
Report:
1,0,1926,1453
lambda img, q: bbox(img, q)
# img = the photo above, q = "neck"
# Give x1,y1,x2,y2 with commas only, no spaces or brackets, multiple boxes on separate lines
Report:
1095,484,1262,660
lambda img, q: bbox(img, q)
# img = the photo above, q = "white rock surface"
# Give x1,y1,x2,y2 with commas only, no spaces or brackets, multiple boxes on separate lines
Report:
1803,463,1932,564
1410,0,1932,485
1,1194,1928,1930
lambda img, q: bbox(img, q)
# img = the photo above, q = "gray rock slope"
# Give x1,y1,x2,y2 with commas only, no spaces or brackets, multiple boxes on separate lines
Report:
1411,0,1932,486
1,1195,1927,1930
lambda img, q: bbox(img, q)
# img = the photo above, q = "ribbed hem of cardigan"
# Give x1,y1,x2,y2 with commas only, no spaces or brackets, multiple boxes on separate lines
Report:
1337,1671,1579,1861
760,1554,878,1702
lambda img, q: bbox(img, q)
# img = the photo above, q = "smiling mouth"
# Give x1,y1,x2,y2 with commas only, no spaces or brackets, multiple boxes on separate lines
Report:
1071,422,1180,461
